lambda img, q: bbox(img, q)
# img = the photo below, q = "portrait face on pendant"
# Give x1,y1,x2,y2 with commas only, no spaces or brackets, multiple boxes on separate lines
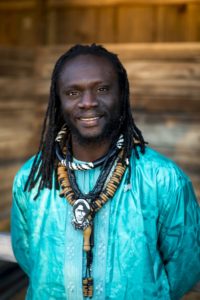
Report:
72,199,90,228
75,204,87,224
58,54,121,146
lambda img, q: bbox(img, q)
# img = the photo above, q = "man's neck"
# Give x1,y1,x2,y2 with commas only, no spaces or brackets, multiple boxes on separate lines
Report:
71,139,112,162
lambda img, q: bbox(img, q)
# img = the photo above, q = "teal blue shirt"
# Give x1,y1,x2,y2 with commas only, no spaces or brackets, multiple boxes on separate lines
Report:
11,147,200,300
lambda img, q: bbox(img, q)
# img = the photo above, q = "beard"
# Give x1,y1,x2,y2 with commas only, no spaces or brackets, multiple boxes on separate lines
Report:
62,110,121,146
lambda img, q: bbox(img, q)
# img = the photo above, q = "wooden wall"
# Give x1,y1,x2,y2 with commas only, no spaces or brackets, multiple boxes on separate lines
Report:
0,47,35,230
0,43,200,233
0,0,200,46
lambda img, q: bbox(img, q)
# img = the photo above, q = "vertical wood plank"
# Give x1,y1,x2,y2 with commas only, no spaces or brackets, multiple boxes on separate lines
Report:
46,9,58,44
0,0,38,46
18,12,36,46
56,7,97,44
95,7,116,43
156,5,167,42
117,5,156,42
156,4,187,42
187,4,200,41
0,1,200,45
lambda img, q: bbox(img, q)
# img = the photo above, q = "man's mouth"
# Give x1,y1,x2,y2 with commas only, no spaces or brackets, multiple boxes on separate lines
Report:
78,116,102,127
79,117,100,121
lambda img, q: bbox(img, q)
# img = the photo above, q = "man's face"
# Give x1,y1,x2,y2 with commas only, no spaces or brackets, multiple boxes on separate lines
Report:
75,204,86,224
58,54,121,144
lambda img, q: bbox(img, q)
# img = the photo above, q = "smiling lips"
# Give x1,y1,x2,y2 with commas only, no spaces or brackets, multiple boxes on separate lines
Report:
78,116,102,127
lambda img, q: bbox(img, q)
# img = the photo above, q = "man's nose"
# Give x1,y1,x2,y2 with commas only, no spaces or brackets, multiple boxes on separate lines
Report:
78,90,98,109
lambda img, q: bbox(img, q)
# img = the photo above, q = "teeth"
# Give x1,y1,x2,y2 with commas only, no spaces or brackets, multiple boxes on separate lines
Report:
80,117,99,121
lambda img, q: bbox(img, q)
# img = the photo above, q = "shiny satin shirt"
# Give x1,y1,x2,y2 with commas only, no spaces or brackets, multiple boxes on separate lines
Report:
11,147,200,300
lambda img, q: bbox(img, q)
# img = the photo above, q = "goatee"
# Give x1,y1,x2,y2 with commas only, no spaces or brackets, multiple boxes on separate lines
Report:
63,114,120,146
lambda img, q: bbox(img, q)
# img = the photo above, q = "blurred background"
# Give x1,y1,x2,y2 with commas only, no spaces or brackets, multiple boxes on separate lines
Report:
0,0,199,299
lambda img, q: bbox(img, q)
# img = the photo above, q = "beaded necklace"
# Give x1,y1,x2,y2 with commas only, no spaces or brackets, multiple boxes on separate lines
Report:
56,127,127,298
55,125,124,170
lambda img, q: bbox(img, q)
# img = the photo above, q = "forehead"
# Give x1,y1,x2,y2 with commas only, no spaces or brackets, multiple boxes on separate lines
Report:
77,204,84,210
59,54,118,84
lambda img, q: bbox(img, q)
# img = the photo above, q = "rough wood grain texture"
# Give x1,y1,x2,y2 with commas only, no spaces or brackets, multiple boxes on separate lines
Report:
0,1,200,46
46,9,57,44
118,6,155,42
0,1,36,11
0,11,37,46
0,48,34,76
33,44,200,69
156,4,187,42
56,7,97,44
45,1,200,44
0,96,38,161
0,163,23,191
0,79,34,98
95,7,116,43
0,219,10,231
187,4,200,41
126,61,200,79
0,196,12,216
47,0,200,7
106,43,200,61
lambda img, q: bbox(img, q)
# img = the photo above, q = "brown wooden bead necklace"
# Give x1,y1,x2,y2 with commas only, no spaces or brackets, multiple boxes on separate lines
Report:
57,147,127,298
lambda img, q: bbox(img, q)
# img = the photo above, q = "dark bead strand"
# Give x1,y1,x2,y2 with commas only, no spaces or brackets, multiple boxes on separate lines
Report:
66,149,119,201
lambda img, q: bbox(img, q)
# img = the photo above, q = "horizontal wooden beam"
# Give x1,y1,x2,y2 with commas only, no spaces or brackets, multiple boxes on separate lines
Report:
0,0,198,10
47,0,200,8
106,43,200,61
0,1,36,11
34,43,200,62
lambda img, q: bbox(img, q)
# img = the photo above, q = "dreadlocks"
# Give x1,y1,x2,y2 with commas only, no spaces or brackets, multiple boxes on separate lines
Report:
25,44,146,195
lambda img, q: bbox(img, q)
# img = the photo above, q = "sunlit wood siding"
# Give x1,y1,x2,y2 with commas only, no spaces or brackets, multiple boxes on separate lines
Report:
0,0,200,46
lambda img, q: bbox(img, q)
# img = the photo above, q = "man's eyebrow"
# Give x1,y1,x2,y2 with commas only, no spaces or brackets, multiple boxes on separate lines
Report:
62,84,81,89
62,80,111,88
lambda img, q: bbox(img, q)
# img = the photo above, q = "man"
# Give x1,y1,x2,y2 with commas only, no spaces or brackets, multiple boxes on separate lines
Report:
11,44,200,300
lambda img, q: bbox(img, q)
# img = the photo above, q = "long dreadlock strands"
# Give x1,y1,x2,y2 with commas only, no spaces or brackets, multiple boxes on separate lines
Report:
25,44,146,197
24,99,51,192
119,63,145,161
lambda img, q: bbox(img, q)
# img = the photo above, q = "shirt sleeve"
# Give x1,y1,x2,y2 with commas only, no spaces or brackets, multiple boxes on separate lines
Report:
158,172,200,300
11,172,30,276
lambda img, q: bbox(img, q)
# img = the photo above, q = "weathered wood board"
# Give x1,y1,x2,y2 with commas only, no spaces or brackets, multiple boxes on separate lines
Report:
0,0,200,46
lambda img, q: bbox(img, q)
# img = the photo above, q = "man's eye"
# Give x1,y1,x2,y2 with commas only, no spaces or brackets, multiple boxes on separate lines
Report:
66,90,79,97
97,86,109,93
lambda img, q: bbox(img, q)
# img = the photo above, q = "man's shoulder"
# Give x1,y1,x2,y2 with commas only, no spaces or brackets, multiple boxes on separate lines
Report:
133,146,190,187
137,146,176,165
13,155,36,187
135,146,182,169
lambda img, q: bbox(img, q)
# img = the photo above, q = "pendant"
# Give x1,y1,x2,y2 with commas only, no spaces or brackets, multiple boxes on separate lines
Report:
83,277,93,298
71,199,91,230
